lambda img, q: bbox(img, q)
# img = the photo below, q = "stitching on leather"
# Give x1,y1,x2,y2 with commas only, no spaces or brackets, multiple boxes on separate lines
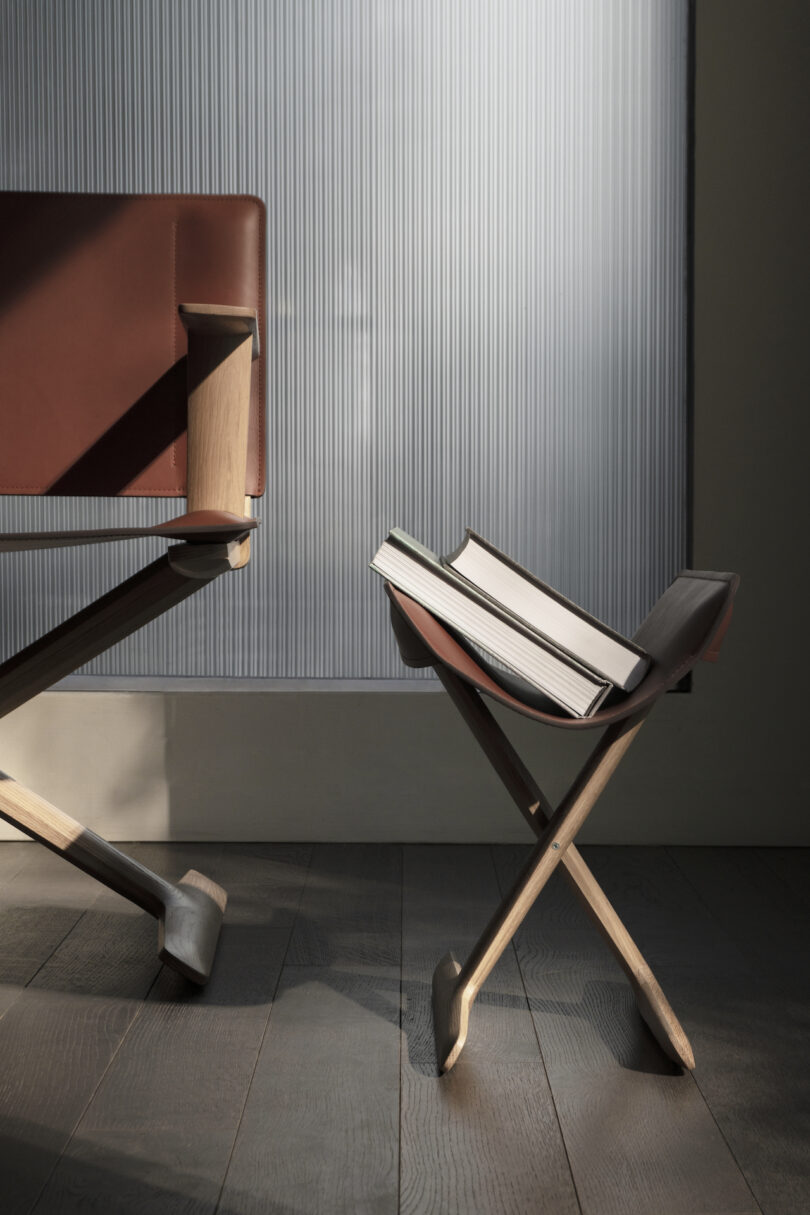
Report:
256,198,266,493
9,192,262,202
171,218,178,366
171,216,178,473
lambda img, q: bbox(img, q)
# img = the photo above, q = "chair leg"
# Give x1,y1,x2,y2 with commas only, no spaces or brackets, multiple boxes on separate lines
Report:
435,668,695,1070
0,554,219,723
0,771,226,985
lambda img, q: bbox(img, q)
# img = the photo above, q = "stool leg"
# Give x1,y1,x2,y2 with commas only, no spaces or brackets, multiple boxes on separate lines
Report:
435,669,695,1070
433,709,647,1072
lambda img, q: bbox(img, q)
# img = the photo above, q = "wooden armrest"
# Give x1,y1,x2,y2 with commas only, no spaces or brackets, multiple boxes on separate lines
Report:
152,509,257,540
178,303,259,568
179,303,260,360
0,510,257,554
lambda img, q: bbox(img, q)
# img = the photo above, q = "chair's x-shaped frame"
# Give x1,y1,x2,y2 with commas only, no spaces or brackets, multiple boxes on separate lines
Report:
386,571,738,1073
0,304,260,985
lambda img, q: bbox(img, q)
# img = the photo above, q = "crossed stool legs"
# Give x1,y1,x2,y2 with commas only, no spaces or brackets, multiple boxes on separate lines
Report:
430,667,694,1074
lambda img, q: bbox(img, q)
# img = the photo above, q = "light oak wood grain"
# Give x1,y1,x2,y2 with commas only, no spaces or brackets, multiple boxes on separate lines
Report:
436,667,695,1070
432,706,650,1072
0,773,226,985
181,305,257,570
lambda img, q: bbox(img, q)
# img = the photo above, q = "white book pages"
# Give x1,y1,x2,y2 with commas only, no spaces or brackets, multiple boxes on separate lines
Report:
372,542,609,717
450,538,648,690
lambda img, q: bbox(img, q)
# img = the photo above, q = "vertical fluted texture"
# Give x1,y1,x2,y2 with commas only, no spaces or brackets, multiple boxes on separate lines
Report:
0,0,688,678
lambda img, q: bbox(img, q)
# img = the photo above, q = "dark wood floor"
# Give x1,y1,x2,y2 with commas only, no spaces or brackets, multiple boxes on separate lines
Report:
0,842,807,1214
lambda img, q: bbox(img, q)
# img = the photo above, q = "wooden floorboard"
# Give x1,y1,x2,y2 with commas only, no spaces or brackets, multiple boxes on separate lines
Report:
35,930,290,1215
400,845,580,1215
494,845,760,1215
760,847,810,903
30,844,311,1215
0,881,160,1215
24,845,298,1215
0,847,114,1022
667,847,810,991
285,843,402,969
219,963,401,1215
126,841,313,929
0,843,805,1215
667,847,810,1215
401,845,542,1068
220,844,402,1215
0,841,36,887
4,846,124,907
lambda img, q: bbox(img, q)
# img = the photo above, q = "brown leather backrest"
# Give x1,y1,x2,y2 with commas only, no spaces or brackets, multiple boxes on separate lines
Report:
0,192,265,497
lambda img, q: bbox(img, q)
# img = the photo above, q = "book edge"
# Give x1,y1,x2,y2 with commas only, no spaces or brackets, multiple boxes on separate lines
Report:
371,537,612,717
460,531,648,658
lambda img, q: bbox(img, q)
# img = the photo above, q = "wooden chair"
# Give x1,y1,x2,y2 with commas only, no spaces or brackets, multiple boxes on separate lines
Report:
0,192,265,984
385,568,738,1071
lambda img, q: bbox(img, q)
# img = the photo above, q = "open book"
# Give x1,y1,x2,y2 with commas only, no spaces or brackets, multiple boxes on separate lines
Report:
370,528,650,718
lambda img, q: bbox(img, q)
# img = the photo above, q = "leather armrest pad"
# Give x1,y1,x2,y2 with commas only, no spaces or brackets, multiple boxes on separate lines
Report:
0,510,257,552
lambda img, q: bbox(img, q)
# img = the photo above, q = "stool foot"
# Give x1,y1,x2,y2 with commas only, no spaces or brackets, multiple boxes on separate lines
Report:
432,952,469,1073
632,972,695,1070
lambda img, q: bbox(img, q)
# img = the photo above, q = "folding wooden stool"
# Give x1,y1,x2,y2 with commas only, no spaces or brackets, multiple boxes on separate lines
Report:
385,569,738,1071
0,192,266,984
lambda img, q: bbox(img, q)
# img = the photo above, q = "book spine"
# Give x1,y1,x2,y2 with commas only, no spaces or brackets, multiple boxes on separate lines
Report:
461,530,648,660
448,531,649,688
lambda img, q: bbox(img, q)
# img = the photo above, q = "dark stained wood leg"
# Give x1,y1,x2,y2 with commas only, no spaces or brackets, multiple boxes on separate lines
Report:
0,553,218,722
431,686,678,1072
435,667,695,1070
0,547,241,983
0,772,226,985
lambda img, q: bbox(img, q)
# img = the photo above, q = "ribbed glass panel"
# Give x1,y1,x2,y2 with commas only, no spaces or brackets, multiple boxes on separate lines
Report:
0,0,689,679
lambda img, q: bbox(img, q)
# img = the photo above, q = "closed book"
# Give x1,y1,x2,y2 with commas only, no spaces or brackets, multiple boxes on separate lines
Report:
444,530,649,691
371,529,611,718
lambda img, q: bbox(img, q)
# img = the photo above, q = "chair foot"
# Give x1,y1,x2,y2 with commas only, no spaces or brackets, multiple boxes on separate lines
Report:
157,869,228,986
432,951,471,1073
0,771,228,986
